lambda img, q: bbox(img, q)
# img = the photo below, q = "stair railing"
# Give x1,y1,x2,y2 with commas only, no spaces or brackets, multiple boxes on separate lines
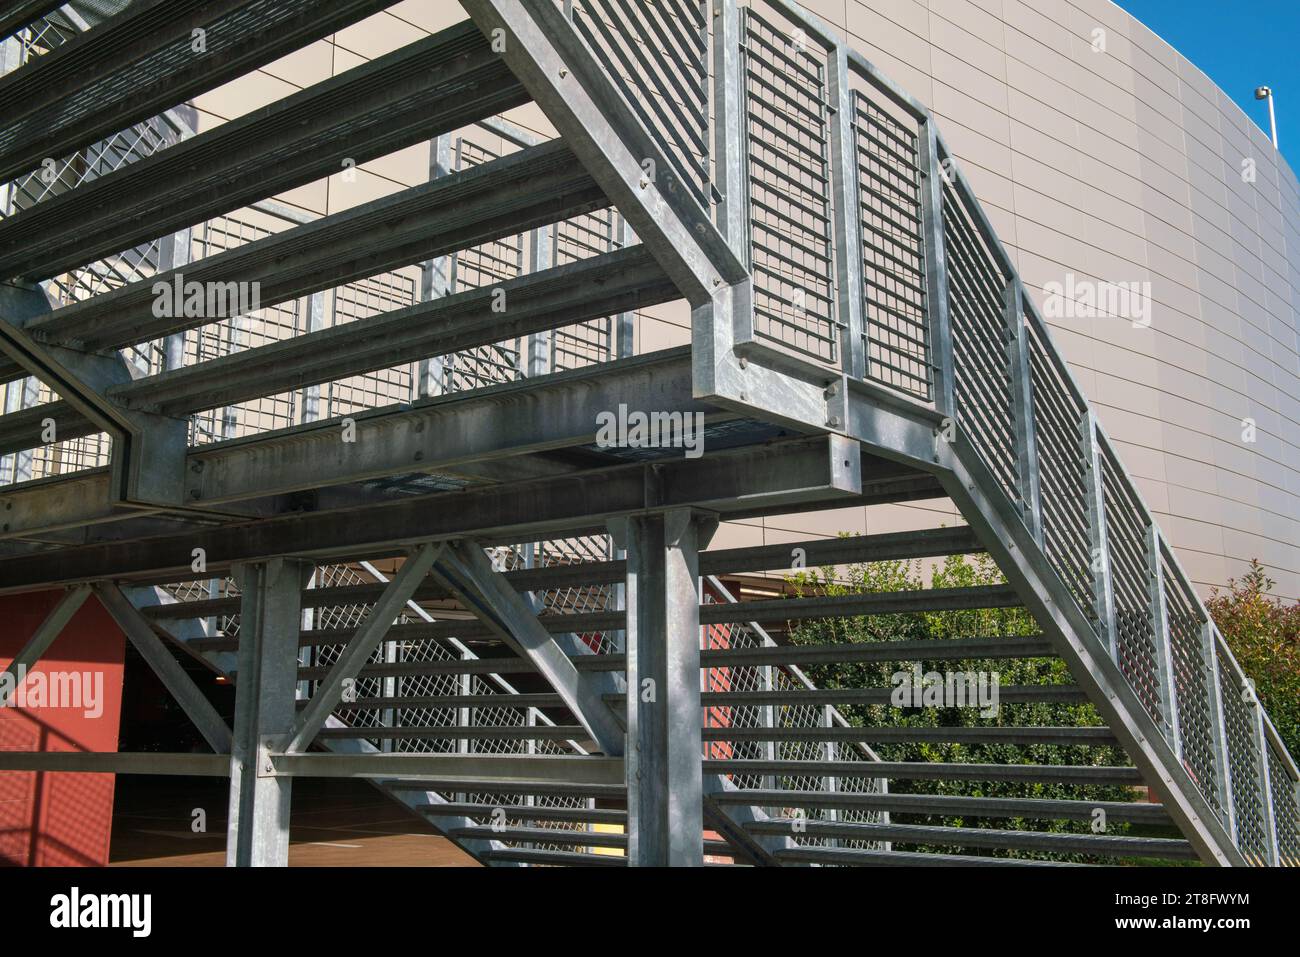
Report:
730,0,1298,865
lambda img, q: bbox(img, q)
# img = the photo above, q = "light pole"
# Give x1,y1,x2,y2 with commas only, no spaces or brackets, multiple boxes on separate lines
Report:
1255,86,1278,150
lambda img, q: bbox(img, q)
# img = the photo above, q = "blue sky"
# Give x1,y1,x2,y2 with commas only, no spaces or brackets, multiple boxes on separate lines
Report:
1117,0,1297,156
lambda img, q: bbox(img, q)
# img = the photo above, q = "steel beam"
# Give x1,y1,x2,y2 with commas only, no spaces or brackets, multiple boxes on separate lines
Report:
0,349,708,534
111,245,675,417
94,583,233,753
460,0,744,306
0,435,863,591
0,282,186,505
430,539,624,755
225,558,312,867
0,0,394,185
0,22,529,281
0,583,90,707
611,508,716,867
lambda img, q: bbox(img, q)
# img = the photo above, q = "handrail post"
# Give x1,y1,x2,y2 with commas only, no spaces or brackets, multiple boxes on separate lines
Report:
1080,411,1118,658
1204,624,1237,838
1145,526,1181,752
711,0,747,265
827,43,865,382
916,120,954,417
1004,278,1042,543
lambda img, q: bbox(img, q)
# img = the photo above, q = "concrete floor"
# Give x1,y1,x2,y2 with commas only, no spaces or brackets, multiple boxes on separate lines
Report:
109,777,478,866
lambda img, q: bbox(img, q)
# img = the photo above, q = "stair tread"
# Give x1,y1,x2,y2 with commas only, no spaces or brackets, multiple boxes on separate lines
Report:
746,819,1196,859
773,846,1089,867
0,0,393,184
0,22,528,280
710,789,1172,823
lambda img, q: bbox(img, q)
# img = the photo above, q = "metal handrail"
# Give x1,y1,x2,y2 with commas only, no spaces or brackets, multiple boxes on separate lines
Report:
745,0,1298,866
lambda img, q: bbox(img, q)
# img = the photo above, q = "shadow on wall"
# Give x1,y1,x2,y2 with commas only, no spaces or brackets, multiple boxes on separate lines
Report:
0,591,126,866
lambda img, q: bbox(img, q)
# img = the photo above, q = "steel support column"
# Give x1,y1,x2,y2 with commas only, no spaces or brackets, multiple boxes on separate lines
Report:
612,508,718,867
226,558,312,867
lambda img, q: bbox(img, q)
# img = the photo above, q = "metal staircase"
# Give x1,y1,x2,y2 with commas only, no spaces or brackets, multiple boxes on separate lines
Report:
0,0,1296,868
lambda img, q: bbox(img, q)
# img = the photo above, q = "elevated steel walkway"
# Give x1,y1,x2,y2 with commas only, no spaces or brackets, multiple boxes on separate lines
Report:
0,0,1295,867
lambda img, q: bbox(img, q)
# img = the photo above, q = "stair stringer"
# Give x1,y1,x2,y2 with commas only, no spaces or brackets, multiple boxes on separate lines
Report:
919,429,1245,866
790,340,1250,866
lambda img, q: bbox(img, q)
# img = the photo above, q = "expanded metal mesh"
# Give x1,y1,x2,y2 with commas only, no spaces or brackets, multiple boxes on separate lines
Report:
1161,559,1222,816
852,89,929,398
1218,647,1270,866
741,7,837,364
701,585,886,852
567,0,709,208
1097,447,1164,728
1267,745,1299,866
532,536,618,655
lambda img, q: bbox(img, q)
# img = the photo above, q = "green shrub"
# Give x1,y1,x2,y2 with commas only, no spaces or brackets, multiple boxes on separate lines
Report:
1206,560,1300,758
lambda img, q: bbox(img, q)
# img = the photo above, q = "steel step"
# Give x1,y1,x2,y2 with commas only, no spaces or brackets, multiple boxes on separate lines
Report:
0,140,609,455
0,20,531,280
611,685,1089,707
0,0,394,183
315,725,591,742
704,760,1142,786
772,847,1087,867
387,781,624,800
709,789,1173,824
451,825,624,848
690,635,1058,667
745,819,1198,860
330,693,568,712
419,803,627,826
702,726,1118,746
33,139,604,352
480,847,624,866
115,245,676,416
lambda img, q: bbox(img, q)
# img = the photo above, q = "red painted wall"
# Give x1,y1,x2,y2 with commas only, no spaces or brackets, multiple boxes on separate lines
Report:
0,590,125,866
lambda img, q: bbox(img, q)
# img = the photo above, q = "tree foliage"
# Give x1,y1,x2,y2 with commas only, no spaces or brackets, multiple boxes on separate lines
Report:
1206,560,1300,758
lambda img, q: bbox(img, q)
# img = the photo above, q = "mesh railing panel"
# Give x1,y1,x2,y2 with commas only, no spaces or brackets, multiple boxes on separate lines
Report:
568,0,709,208
851,89,928,398
1097,445,1164,728
1218,646,1270,866
940,178,1020,505
1162,558,1223,817
741,7,837,364
1267,745,1299,866
433,137,525,393
1024,317,1095,622
551,209,619,372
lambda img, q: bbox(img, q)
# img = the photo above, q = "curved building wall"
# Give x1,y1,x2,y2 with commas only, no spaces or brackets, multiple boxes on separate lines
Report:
802,0,1300,601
